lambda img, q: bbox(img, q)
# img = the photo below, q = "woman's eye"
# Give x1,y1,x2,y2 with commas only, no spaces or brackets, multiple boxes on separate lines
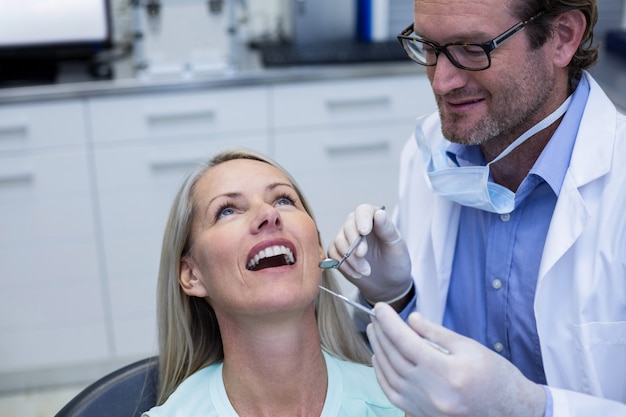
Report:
216,205,236,219
276,195,296,206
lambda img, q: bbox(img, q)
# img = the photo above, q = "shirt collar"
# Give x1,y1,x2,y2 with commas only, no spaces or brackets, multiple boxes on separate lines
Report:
531,74,590,196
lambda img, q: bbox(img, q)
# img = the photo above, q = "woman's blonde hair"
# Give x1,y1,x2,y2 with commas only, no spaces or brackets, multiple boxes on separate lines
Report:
155,148,372,404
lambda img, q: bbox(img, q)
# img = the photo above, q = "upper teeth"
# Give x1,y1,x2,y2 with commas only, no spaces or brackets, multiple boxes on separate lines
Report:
247,245,295,270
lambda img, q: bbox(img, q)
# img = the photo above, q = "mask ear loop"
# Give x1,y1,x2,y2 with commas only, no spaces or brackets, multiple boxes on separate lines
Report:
489,95,573,166
415,115,452,170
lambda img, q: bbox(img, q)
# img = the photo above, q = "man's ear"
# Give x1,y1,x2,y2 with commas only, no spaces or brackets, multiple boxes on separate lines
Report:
179,257,209,297
552,9,587,68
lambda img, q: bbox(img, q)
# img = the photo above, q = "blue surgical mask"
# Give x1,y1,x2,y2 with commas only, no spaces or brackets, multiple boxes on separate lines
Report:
415,96,572,214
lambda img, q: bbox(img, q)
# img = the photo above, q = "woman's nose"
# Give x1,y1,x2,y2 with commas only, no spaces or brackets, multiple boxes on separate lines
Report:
253,203,282,232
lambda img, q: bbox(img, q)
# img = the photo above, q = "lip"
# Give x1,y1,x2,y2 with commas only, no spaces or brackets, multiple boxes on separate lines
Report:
246,238,297,270
443,96,484,111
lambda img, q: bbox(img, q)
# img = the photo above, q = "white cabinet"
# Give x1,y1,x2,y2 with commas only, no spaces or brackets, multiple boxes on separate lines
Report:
86,86,270,357
0,72,434,388
0,101,109,374
271,75,436,246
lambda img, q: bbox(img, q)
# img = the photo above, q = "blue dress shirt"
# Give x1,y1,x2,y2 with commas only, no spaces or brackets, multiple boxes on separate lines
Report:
442,76,589,384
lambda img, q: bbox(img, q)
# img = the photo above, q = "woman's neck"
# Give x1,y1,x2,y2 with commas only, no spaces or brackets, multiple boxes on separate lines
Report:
219,309,328,417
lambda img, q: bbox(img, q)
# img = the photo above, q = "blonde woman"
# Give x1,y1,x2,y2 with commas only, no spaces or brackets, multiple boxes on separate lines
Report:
143,149,404,417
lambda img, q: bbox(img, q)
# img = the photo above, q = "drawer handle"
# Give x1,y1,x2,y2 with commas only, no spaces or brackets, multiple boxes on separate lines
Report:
145,110,216,128
324,96,391,112
149,158,199,171
0,123,28,139
325,140,390,156
0,171,34,185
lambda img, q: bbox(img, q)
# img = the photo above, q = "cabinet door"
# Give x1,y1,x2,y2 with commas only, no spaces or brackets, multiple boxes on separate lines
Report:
0,150,108,374
92,137,269,357
274,123,414,248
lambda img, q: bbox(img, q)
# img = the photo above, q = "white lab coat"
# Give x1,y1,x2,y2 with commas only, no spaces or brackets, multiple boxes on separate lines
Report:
394,72,626,416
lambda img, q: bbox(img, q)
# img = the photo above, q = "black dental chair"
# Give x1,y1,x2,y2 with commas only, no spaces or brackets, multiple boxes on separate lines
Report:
54,356,158,417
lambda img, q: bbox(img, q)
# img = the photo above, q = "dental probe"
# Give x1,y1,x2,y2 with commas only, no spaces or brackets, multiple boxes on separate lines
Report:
317,285,450,355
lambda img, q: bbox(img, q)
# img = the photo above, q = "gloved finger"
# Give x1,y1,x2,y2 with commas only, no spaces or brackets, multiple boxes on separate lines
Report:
370,353,406,409
372,303,448,366
328,220,371,278
407,312,454,355
354,203,380,236
368,320,414,376
370,303,420,365
339,256,371,278
325,211,373,278
327,215,355,261
369,323,430,415
372,208,402,244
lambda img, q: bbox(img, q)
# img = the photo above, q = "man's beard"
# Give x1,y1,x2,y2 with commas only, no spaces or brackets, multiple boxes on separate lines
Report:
438,53,553,149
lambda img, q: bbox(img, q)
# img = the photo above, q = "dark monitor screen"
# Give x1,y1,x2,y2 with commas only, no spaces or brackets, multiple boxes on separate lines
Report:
0,0,112,85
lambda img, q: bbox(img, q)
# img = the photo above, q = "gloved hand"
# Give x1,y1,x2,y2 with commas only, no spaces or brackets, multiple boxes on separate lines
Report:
327,204,412,304
366,303,546,417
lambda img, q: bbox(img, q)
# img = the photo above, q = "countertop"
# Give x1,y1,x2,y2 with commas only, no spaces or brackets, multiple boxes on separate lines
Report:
0,45,624,112
0,47,422,105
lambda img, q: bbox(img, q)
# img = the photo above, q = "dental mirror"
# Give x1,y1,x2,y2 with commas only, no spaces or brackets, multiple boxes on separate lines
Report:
319,206,385,270
319,234,364,270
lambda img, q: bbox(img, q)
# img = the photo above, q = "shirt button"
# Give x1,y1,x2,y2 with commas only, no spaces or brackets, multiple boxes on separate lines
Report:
500,213,511,222
493,342,504,353
492,279,503,290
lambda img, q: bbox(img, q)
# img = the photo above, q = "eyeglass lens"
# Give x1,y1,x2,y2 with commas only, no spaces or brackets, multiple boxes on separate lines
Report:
404,40,490,70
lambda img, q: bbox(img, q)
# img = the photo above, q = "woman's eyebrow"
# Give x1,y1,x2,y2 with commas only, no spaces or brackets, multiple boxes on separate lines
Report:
268,181,295,191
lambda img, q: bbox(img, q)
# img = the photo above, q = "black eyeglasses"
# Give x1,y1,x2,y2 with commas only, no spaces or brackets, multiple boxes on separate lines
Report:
396,13,544,71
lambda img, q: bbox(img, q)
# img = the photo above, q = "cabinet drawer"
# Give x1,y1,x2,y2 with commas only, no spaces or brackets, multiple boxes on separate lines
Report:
271,74,435,129
88,86,268,143
0,100,87,152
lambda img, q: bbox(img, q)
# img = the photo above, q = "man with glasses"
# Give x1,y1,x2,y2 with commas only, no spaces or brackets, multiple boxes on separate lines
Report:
329,0,626,416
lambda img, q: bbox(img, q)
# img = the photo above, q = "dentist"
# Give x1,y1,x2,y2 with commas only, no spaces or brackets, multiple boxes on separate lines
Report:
329,0,626,416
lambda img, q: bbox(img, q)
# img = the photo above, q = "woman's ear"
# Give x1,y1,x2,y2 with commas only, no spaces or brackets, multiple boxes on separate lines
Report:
179,257,209,297
551,9,587,68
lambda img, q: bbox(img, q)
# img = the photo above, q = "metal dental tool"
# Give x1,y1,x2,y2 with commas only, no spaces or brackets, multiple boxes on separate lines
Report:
317,285,450,354
318,234,364,270
319,205,385,270
318,285,374,317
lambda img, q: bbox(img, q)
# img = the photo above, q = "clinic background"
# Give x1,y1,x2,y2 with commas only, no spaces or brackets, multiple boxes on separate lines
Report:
0,1,625,416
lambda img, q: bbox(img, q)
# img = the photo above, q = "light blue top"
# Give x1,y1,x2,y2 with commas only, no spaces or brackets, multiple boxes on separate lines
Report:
143,350,403,417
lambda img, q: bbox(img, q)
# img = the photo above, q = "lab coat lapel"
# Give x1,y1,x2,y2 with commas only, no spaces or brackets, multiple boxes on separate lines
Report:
538,73,615,282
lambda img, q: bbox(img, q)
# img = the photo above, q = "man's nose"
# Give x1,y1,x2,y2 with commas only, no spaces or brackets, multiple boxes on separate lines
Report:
429,53,468,96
